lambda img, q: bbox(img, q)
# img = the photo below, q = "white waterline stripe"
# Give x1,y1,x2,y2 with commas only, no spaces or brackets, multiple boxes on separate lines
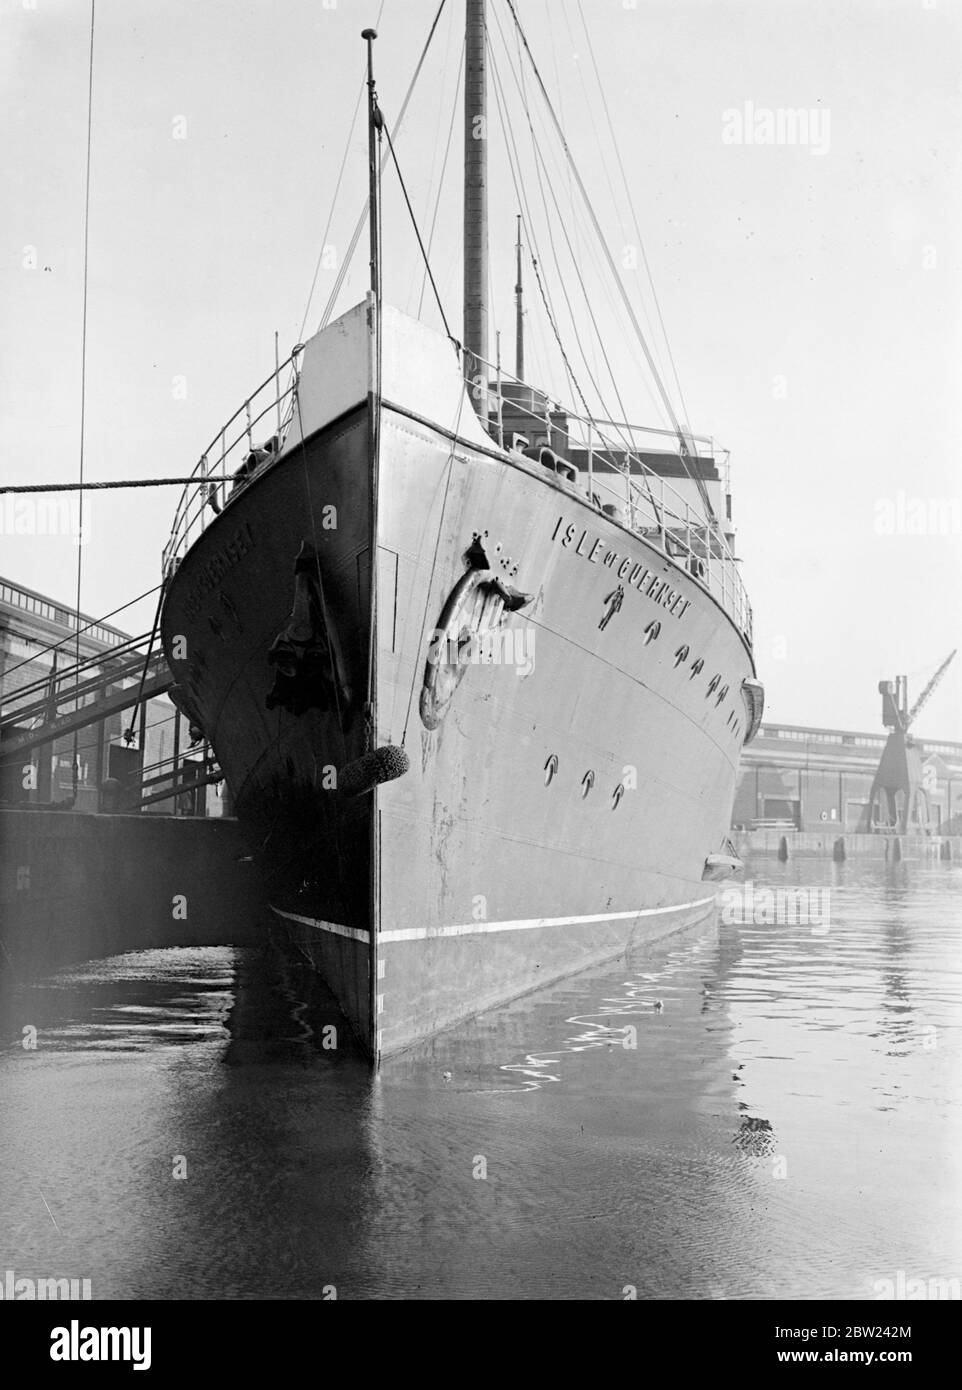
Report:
379,897,715,941
270,897,715,945
269,908,370,943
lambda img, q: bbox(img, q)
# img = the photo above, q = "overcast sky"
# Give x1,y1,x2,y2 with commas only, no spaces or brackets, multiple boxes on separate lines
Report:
3,0,961,738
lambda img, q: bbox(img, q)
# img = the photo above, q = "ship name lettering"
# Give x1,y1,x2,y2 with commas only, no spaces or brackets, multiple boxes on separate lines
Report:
183,521,256,620
551,514,691,619
647,575,666,600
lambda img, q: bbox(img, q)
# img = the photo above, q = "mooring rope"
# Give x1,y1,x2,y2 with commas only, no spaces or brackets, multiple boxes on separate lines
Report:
1,479,212,493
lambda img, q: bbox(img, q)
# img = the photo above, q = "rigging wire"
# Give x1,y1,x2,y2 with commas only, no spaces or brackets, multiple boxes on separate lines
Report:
381,115,455,343
417,38,465,319
509,15,649,436
575,0,693,437
1,584,164,681
501,6,669,438
485,41,545,302
516,0,702,490
319,0,450,331
410,0,456,313
72,0,96,801
558,0,671,392
485,27,576,384
121,584,166,746
487,18,671,527
366,86,384,751
493,5,658,434
297,0,386,337
491,7,648,438
552,4,605,395
502,0,715,520
297,65,369,345
526,239,662,529
546,5,583,304
487,33,655,519
483,29,570,396
550,1,612,390
489,13,663,483
398,338,470,749
488,28,617,433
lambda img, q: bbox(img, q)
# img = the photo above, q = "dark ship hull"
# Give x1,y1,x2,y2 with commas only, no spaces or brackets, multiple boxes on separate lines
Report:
161,301,761,1058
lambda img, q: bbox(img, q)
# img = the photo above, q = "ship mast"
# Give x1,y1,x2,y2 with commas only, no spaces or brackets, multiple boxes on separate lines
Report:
362,27,380,300
463,0,488,406
514,213,524,381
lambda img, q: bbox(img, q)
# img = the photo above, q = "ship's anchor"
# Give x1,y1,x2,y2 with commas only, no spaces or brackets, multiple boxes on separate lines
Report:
419,535,531,731
266,541,352,717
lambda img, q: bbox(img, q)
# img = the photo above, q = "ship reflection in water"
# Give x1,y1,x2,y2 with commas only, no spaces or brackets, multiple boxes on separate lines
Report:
0,857,959,1301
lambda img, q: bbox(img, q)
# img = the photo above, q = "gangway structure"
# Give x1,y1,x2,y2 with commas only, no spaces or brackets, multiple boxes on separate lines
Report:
0,630,220,813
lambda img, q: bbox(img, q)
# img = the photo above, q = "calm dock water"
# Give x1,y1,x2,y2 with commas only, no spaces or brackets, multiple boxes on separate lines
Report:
1,856,959,1300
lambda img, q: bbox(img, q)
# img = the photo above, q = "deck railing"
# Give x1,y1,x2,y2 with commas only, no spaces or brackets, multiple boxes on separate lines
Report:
479,358,753,645
161,338,753,647
162,348,304,576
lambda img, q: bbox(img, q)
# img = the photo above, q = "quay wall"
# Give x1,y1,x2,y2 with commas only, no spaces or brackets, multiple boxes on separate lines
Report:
734,828,961,862
0,809,265,978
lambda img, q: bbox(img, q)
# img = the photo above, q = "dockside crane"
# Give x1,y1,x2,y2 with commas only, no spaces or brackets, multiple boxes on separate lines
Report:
863,650,956,833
